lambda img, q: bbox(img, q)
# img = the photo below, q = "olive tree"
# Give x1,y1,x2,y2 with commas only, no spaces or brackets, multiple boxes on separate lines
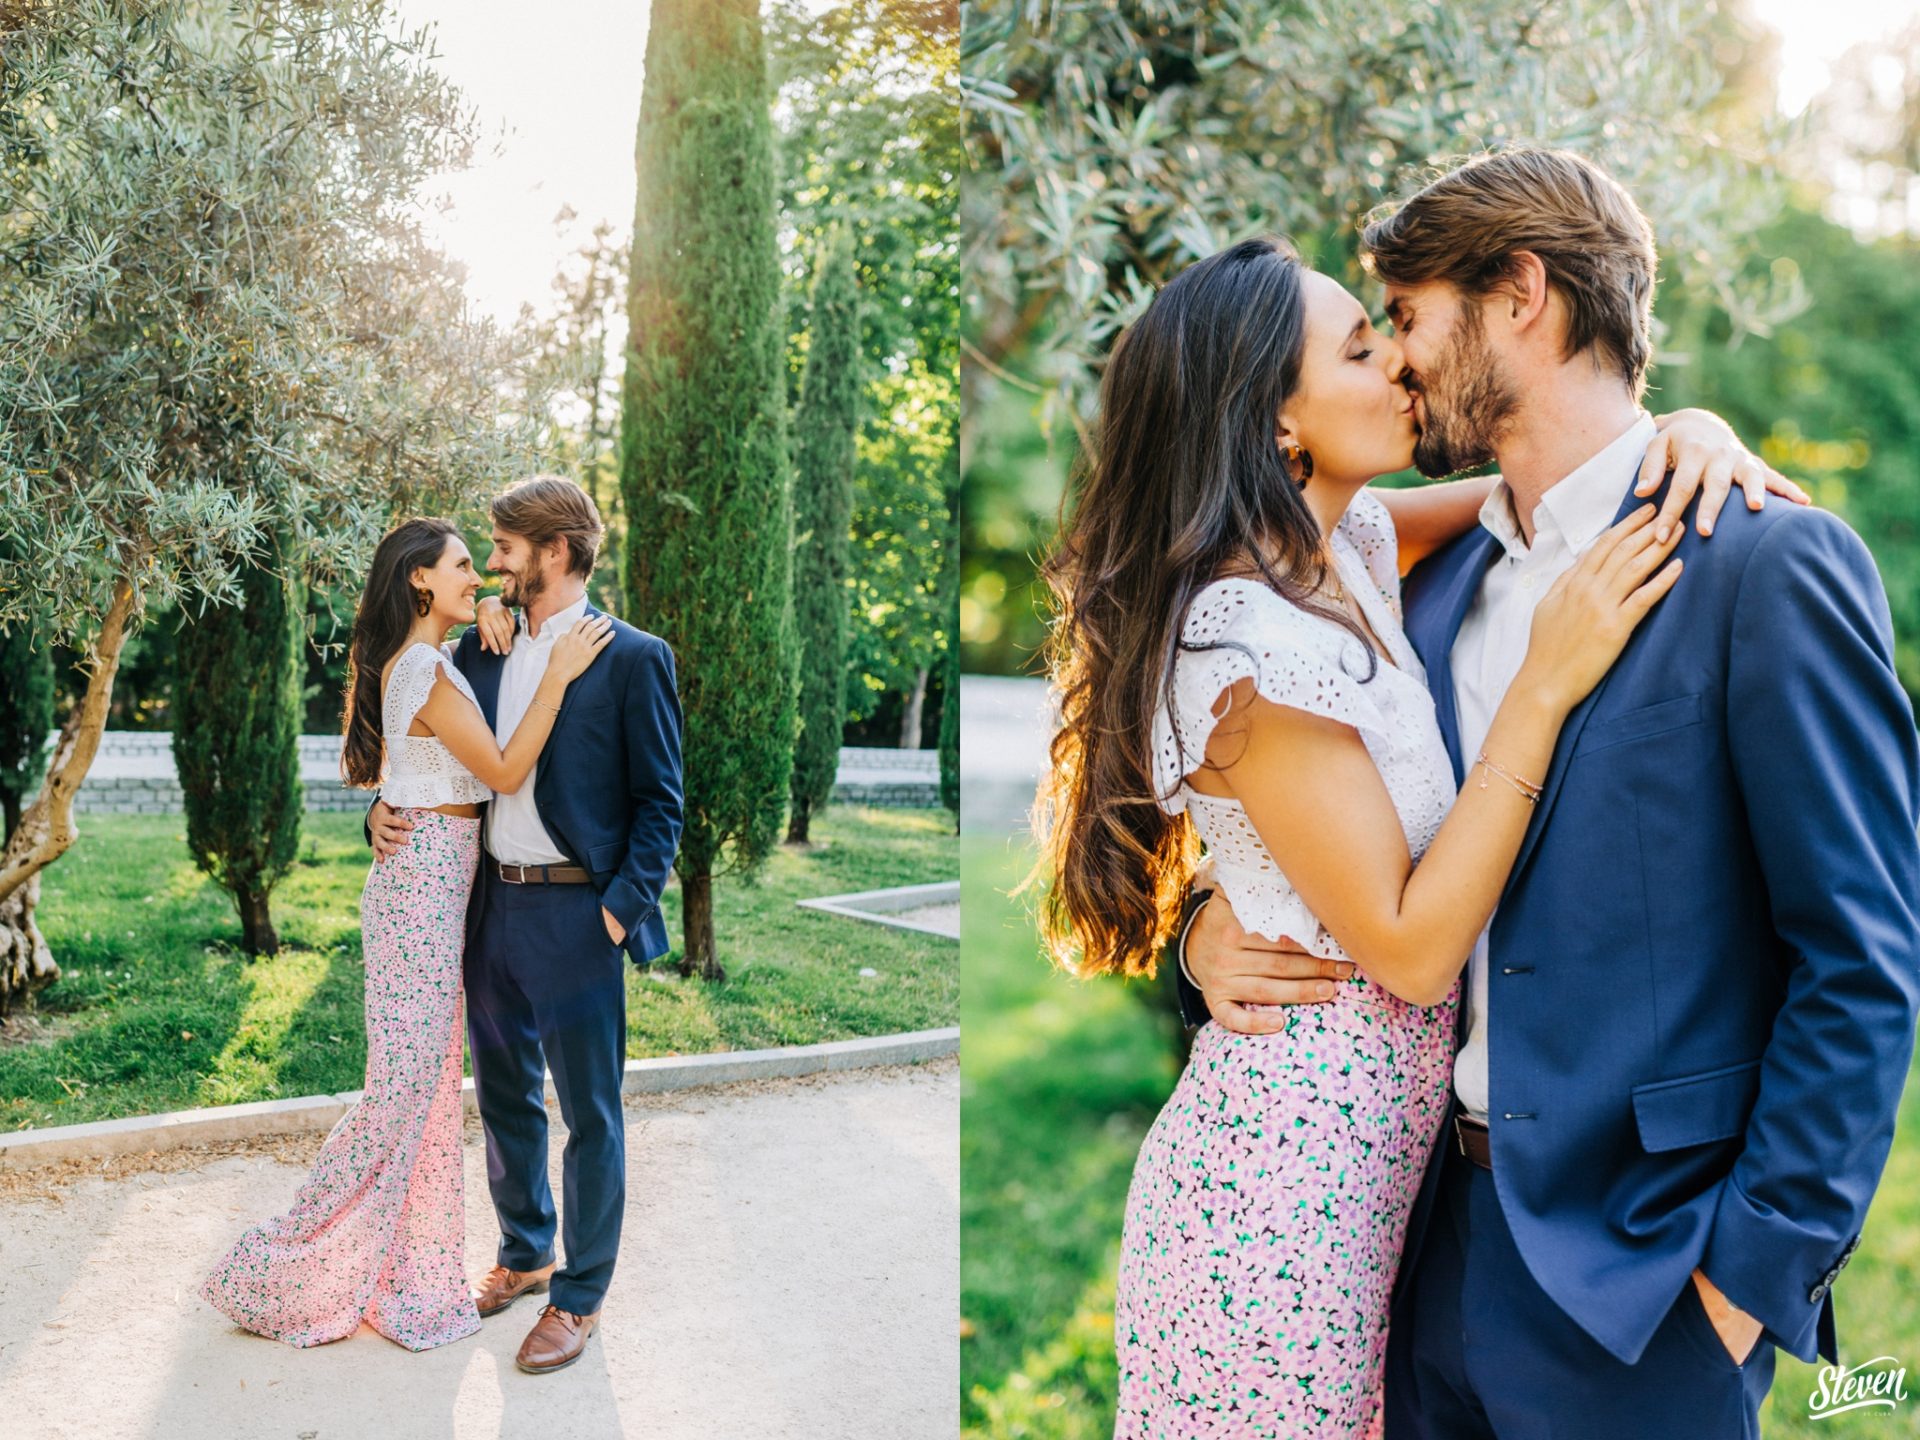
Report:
0,1,525,1011
962,0,1803,439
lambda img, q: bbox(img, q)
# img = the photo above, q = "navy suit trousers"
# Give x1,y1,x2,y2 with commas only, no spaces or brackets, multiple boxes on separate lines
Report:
464,876,628,1316
1384,1151,1775,1439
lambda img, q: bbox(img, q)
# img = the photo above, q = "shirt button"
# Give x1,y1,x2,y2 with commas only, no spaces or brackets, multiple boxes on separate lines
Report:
1521,574,1538,591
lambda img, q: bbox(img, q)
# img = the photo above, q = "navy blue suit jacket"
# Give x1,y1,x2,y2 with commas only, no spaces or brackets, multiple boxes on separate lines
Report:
1387,471,1920,1367
450,607,684,966
1173,468,1920,1366
369,606,685,966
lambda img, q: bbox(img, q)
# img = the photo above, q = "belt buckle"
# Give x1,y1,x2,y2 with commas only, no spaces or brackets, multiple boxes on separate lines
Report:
1455,1113,1485,1159
500,862,525,885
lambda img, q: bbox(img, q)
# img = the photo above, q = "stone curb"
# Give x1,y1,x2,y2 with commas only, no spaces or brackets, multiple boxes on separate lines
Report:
0,1026,959,1172
797,881,961,940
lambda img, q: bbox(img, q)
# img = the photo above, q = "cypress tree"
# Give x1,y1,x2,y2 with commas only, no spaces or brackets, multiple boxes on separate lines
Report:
939,636,959,823
622,0,796,982
786,225,861,845
938,472,960,825
0,620,54,844
173,538,305,956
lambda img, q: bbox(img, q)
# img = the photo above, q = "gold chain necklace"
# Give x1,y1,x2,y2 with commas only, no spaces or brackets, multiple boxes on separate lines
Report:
1321,546,1348,605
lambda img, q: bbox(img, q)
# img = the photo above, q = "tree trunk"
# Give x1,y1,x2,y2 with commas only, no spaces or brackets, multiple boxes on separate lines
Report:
0,574,139,909
785,798,812,846
679,869,725,983
0,574,139,1014
236,885,280,958
0,866,54,1017
898,665,929,748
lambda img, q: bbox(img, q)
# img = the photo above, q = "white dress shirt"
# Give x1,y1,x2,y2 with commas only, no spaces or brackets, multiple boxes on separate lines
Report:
485,593,589,866
1450,413,1656,1121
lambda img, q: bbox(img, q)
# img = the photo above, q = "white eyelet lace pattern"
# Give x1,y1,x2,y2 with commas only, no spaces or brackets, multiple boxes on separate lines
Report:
1148,490,1456,954
380,643,494,808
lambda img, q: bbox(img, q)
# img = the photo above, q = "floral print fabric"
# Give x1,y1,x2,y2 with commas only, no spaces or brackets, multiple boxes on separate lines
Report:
1120,488,1463,1435
199,809,482,1351
1115,988,1458,1437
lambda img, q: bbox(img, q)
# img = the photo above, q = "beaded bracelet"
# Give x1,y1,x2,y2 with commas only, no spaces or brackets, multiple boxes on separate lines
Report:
1475,750,1543,804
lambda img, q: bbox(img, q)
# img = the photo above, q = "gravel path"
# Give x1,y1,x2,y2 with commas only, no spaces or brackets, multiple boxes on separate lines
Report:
0,1061,957,1439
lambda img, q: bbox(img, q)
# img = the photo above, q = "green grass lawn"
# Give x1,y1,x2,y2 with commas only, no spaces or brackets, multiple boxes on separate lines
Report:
0,805,956,1132
960,834,1179,1439
962,835,1920,1439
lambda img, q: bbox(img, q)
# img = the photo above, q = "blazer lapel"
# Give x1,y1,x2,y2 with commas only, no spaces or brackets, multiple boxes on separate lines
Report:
1503,476,1648,892
535,603,600,787
1411,530,1502,788
467,645,505,729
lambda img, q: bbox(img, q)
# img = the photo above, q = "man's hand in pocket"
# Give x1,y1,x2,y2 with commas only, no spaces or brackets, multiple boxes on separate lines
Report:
1691,1268,1764,1366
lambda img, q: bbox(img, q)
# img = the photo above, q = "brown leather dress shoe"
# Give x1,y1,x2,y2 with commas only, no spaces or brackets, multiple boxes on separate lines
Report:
472,1263,555,1318
515,1303,600,1374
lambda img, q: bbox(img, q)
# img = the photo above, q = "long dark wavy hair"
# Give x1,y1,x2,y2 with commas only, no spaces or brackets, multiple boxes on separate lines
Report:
341,517,461,788
1031,237,1376,978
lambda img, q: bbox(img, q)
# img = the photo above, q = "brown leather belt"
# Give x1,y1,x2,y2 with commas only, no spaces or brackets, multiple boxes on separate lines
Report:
491,861,591,885
1455,1113,1493,1171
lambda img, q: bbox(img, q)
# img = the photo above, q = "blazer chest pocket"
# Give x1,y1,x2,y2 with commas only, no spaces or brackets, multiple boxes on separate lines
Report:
1631,1058,1762,1153
1572,692,1703,759
564,698,617,730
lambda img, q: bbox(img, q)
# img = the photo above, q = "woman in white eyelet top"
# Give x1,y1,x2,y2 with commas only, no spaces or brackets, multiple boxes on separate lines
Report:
199,517,610,1355
1151,488,1457,988
380,643,495,808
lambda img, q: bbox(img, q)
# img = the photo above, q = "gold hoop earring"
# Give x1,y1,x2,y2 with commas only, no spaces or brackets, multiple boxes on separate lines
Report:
1282,443,1315,486
413,586,433,618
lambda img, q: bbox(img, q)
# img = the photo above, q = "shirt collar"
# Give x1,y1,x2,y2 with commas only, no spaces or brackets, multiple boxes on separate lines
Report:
517,592,591,641
1477,412,1657,561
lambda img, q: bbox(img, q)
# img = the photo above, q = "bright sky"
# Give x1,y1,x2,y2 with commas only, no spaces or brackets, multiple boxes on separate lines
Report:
389,0,654,327
390,0,1918,327
1750,0,1920,112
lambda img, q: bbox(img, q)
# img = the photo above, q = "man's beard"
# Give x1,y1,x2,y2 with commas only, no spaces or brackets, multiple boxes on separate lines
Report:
1409,305,1519,479
500,565,545,610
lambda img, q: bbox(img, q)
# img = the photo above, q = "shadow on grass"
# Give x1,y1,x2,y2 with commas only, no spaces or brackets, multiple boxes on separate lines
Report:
5,806,959,1129
2,819,376,1128
633,806,960,1055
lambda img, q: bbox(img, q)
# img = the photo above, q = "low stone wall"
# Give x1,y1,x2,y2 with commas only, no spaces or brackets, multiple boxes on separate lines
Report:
68,733,942,814
830,744,941,808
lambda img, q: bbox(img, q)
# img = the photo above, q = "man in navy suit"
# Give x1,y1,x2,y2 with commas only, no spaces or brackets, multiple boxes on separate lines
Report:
1179,150,1920,1435
371,475,683,1375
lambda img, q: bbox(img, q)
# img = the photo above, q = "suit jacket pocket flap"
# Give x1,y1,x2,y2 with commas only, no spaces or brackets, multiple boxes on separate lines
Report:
1574,692,1704,757
588,839,625,873
1631,1058,1762,1153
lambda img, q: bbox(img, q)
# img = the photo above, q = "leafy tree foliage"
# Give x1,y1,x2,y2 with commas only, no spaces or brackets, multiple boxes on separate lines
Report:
0,1,521,1011
770,0,957,735
788,226,863,844
1653,203,1920,699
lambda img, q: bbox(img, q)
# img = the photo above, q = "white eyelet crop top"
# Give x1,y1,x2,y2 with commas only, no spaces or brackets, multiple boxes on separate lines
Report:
378,642,494,808
1147,489,1457,954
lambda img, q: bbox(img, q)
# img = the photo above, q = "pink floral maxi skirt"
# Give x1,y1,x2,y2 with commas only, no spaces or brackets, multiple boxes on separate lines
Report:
199,809,483,1351
1114,979,1459,1439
